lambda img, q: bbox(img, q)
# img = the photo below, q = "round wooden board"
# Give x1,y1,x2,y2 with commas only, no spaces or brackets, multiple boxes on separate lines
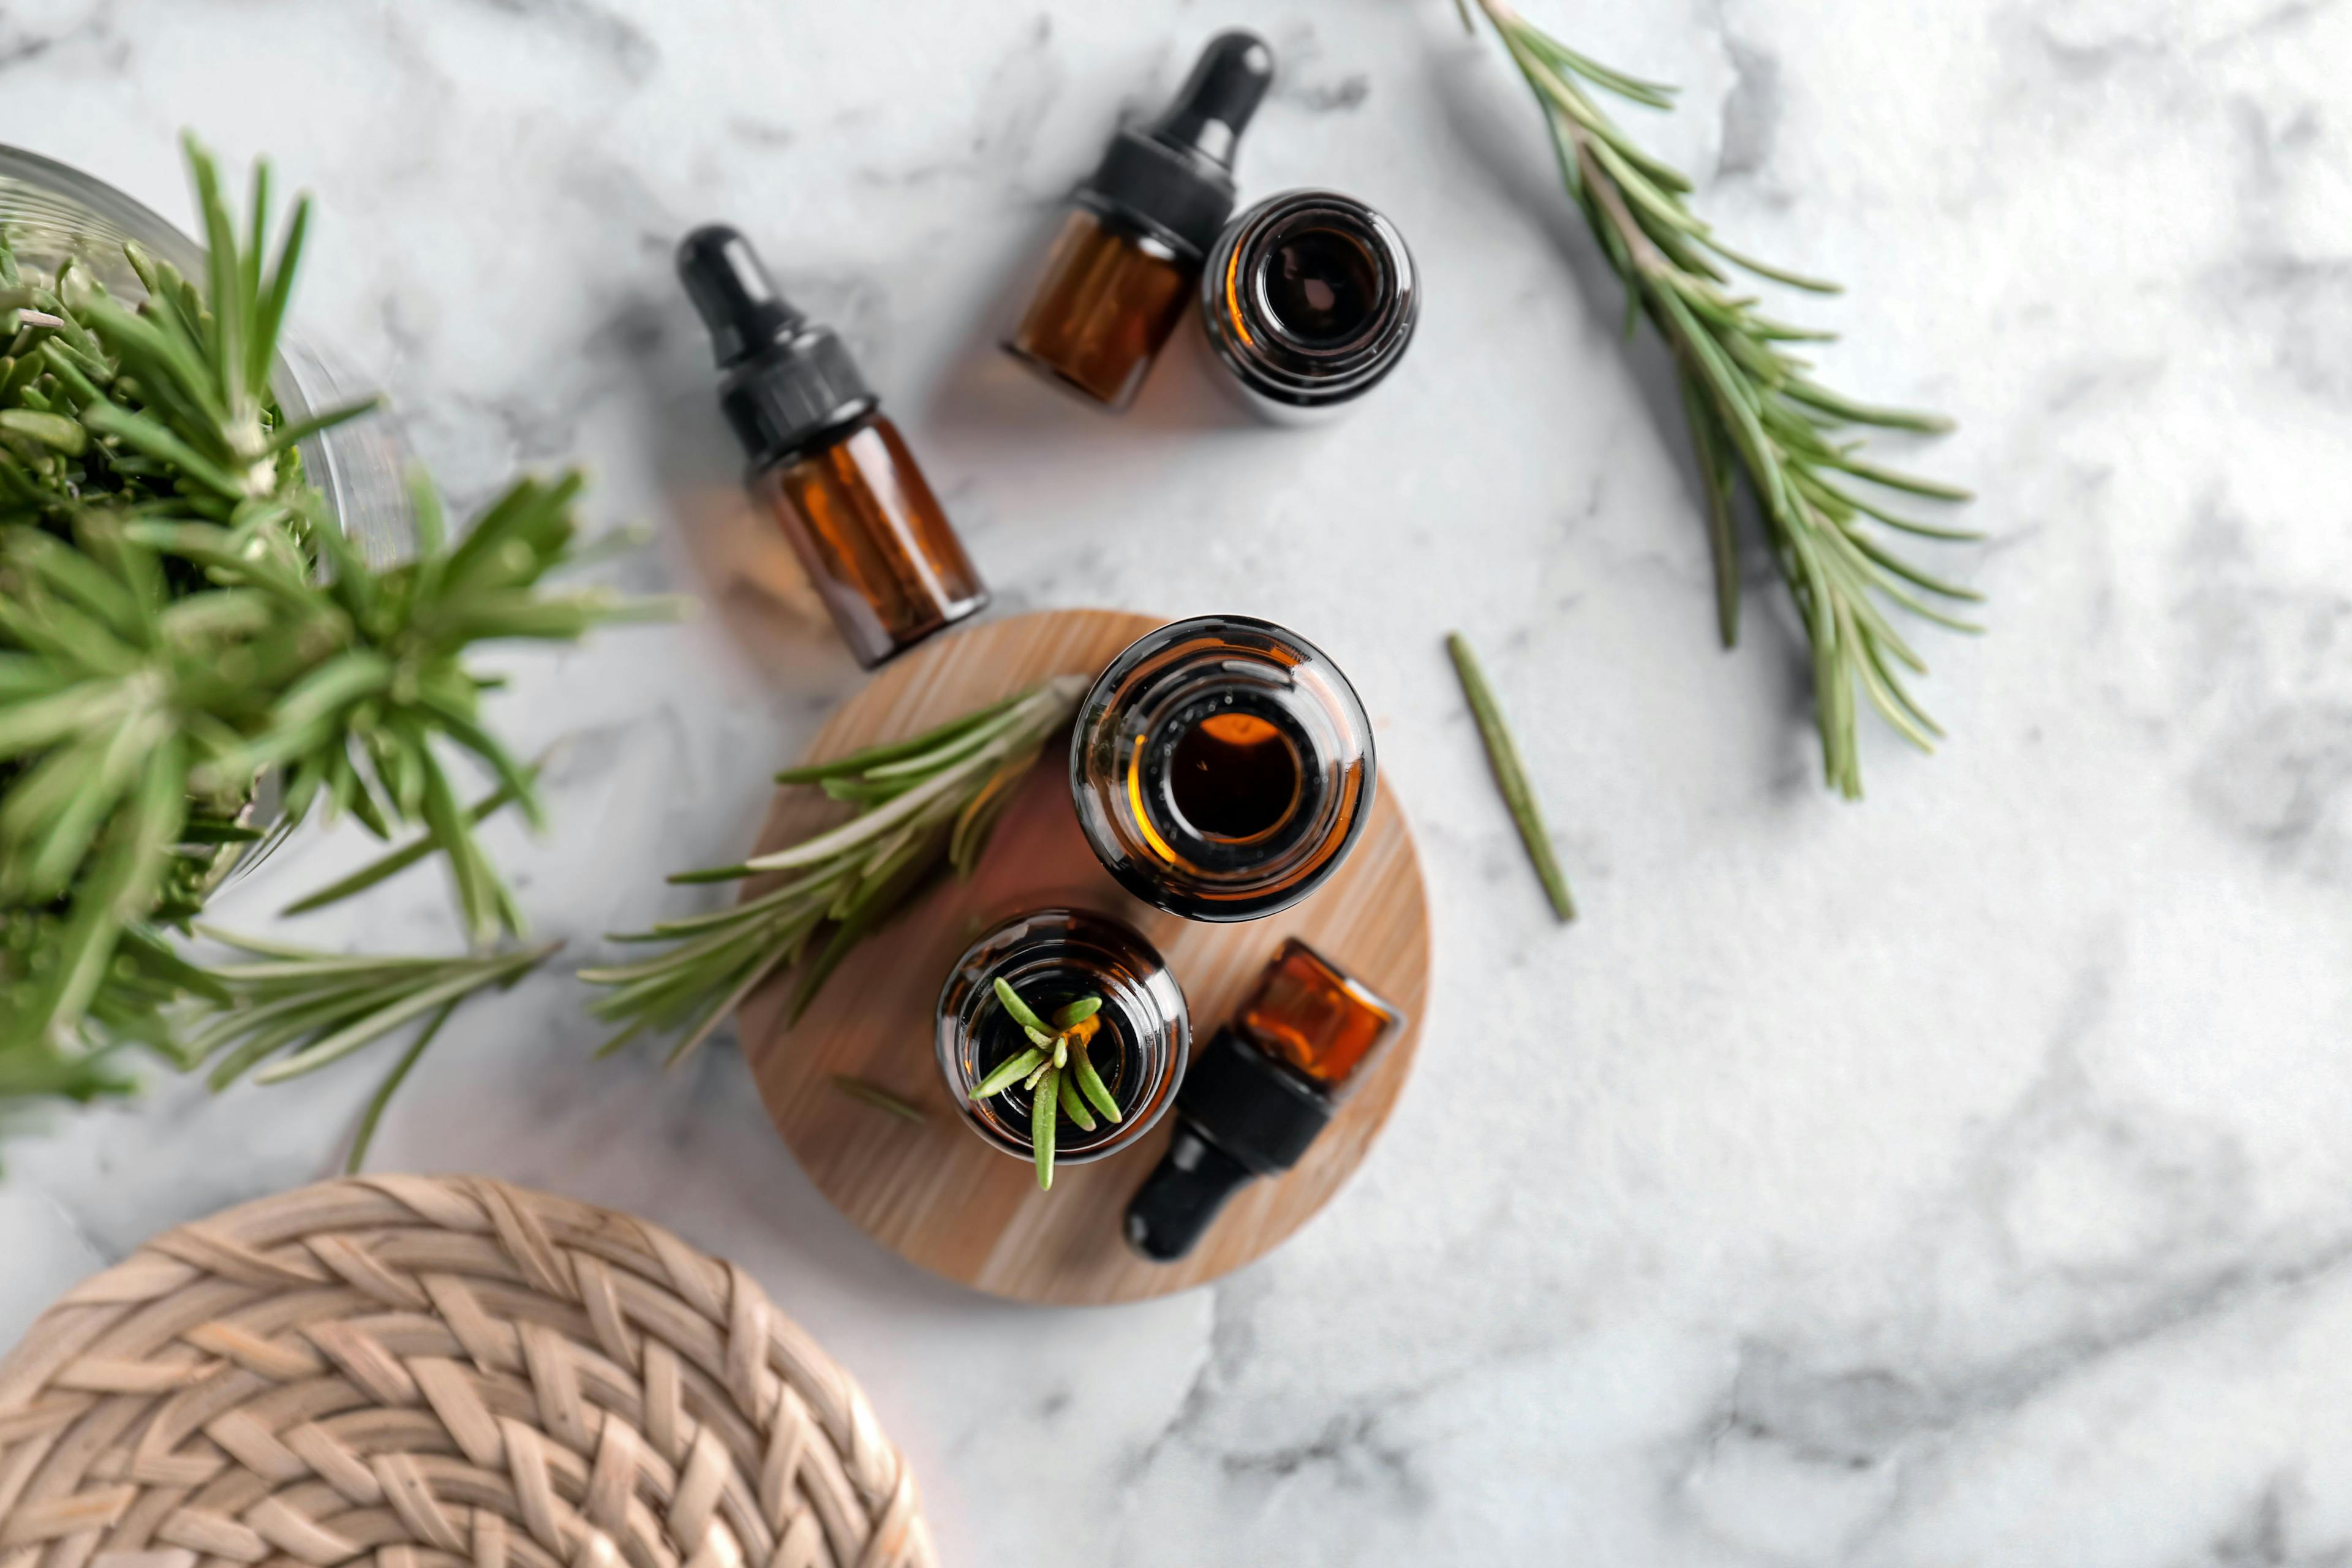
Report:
737,608,1430,1305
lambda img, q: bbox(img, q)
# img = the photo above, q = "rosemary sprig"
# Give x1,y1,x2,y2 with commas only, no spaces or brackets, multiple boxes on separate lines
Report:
277,756,546,918
966,979,1115,1190
1448,632,1574,921
1466,2,1979,798
178,928,558,1170
584,675,1087,1065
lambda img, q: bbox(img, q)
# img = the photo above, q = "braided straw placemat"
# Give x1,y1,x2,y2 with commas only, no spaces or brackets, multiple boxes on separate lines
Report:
0,1177,933,1568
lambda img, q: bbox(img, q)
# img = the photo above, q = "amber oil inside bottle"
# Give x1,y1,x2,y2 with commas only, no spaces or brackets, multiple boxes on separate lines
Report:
1235,938,1400,1091
1006,211,1194,410
755,413,986,668
1167,710,1302,840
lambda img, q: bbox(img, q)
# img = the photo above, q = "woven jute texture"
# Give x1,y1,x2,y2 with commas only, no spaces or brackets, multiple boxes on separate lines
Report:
0,1176,933,1568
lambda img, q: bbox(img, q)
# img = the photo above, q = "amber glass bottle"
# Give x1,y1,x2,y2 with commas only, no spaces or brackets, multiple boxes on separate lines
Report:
679,225,986,668
1069,615,1376,922
1125,938,1405,1261
1200,189,1420,422
935,908,1191,1168
1005,31,1275,410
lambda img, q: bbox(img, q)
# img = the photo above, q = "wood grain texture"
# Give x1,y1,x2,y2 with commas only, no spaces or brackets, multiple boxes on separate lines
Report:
737,609,1431,1305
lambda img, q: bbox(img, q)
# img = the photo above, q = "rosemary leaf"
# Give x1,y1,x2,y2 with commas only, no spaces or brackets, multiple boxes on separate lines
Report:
830,1074,926,1125
970,1046,1046,1100
1448,632,1576,922
1055,1068,1096,1133
993,975,1051,1036
1071,1041,1121,1125
1032,1065,1058,1190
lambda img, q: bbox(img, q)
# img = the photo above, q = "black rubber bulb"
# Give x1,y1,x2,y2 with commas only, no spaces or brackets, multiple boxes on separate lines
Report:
677,224,801,369
1149,30,1276,171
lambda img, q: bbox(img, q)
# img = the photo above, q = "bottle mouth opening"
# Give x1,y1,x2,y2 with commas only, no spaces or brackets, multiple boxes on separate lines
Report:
1254,224,1391,350
1202,190,1418,407
1069,616,1379,922
1146,696,1320,862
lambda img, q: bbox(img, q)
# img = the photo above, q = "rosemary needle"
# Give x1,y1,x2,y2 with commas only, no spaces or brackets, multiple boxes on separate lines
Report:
829,1074,926,1125
963,973,1104,1190
1448,633,1576,922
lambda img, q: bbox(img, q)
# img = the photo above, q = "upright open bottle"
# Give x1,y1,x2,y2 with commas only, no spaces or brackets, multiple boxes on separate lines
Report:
1004,31,1276,410
680,225,987,668
1069,615,1377,922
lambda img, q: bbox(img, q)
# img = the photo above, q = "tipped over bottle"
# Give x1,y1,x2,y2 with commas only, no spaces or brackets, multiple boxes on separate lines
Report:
679,225,987,668
1125,938,1405,1261
1005,31,1276,411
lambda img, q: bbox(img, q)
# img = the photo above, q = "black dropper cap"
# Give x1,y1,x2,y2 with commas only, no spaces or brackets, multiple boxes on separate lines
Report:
677,225,875,470
1124,1025,1333,1262
1080,31,1276,262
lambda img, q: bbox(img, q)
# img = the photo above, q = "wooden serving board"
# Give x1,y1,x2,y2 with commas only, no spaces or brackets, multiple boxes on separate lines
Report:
737,608,1430,1305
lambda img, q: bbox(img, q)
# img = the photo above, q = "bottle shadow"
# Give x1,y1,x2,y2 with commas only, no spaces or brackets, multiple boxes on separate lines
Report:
628,285,865,699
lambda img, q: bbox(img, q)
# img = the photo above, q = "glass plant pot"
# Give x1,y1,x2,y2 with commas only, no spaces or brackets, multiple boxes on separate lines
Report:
935,908,1190,1167
0,145,413,885
0,145,410,564
1069,615,1378,922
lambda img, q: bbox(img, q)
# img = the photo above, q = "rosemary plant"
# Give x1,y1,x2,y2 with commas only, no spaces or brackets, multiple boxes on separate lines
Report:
0,136,655,1153
966,978,1117,1190
1465,1,1978,797
585,675,1086,1064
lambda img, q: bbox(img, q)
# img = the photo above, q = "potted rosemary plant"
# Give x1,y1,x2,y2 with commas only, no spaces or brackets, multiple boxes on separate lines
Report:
0,137,658,1162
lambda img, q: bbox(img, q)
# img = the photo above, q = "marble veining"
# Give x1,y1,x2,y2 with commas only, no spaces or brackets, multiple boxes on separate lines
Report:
6,0,2352,1562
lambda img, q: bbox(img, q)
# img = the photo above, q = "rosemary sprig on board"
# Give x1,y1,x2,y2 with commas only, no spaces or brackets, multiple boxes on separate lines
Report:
1448,632,1574,921
584,676,1087,1065
1465,1,1979,798
966,979,1116,1190
829,1074,926,1125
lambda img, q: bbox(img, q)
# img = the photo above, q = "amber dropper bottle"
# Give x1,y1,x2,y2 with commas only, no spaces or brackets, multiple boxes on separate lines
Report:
679,225,987,668
1125,938,1406,1261
1004,31,1276,410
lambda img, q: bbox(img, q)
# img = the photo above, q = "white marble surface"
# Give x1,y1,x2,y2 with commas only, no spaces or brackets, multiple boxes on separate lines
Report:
7,0,2352,1561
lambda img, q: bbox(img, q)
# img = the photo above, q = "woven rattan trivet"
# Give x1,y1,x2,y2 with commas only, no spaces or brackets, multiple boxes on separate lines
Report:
0,1177,933,1568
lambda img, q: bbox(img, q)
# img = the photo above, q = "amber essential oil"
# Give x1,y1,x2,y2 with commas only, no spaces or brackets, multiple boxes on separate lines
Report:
1168,711,1303,840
